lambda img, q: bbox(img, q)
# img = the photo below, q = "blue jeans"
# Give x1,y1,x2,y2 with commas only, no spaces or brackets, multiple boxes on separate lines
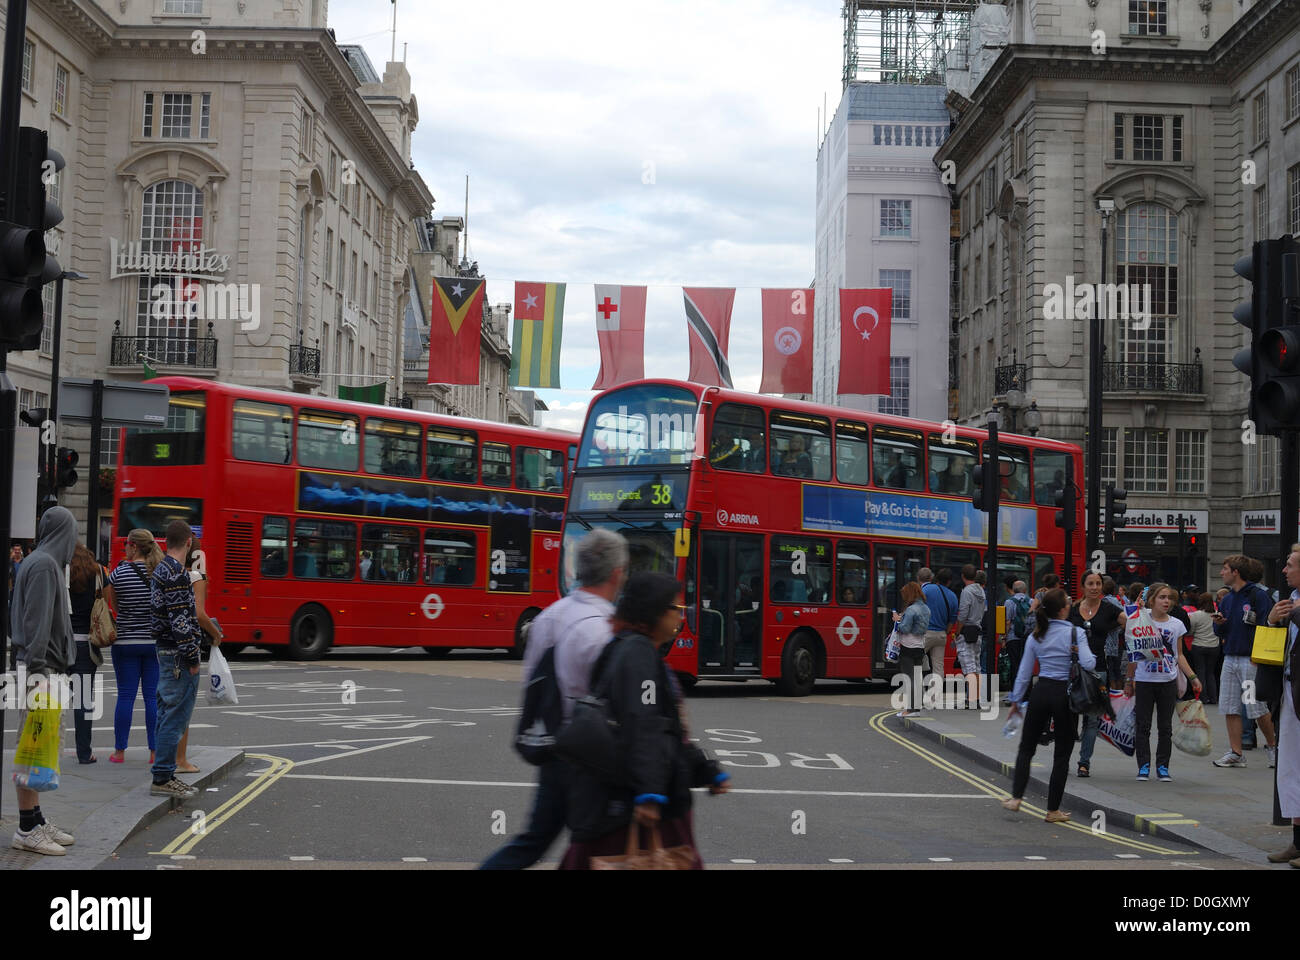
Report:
1077,713,1100,768
111,643,159,752
152,648,200,783
480,760,569,869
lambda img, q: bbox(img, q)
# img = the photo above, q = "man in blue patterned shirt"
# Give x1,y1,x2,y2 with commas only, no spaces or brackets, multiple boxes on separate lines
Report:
149,520,202,798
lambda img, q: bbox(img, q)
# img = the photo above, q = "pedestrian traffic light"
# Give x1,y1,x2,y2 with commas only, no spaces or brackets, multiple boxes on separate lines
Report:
1105,485,1127,544
1,127,64,352
55,447,78,490
1055,483,1076,533
971,462,992,513
1258,237,1300,430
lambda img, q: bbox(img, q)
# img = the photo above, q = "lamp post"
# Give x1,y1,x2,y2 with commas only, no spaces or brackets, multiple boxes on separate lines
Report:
44,269,87,510
1089,198,1114,571
1023,400,1042,437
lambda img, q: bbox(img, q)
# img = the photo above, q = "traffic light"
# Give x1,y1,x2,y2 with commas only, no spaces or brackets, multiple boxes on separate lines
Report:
55,447,78,490
1105,485,1127,544
1055,483,1076,533
971,462,993,513
1,126,64,351
1233,237,1300,435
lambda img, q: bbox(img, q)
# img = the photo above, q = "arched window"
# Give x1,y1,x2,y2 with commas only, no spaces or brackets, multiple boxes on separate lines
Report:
1115,202,1177,366
136,180,204,364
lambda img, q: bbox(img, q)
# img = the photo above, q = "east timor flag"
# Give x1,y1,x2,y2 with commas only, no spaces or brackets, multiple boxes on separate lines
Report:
510,281,565,389
429,276,486,385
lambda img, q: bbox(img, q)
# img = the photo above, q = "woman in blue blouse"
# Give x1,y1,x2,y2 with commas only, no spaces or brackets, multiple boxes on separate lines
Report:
1001,588,1097,823
892,581,932,718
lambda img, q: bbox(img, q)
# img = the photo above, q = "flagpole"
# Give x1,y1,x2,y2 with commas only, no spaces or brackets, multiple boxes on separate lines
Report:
391,0,397,64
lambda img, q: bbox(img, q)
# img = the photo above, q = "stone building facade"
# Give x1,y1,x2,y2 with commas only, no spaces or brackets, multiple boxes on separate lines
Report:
938,0,1300,589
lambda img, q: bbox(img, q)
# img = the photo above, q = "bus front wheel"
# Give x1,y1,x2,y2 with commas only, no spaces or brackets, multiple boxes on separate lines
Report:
777,632,817,697
288,605,333,660
509,608,541,661
423,647,453,658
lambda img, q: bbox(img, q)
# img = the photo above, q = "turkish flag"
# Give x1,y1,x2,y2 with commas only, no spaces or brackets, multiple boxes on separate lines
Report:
592,285,646,390
760,289,814,394
838,288,892,396
683,287,735,388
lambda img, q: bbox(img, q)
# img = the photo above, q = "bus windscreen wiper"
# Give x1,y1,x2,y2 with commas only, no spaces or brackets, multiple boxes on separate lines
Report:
602,513,643,531
569,515,592,531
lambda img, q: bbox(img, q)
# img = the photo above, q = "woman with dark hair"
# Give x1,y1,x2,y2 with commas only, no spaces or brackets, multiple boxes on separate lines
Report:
561,572,731,869
1187,593,1220,705
1068,572,1122,778
67,544,103,764
1002,588,1096,823
103,529,165,764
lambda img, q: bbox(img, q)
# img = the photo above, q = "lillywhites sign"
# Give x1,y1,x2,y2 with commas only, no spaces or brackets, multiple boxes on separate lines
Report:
108,239,231,282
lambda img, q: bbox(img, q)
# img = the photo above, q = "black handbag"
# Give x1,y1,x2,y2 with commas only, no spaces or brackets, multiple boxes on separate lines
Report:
1068,627,1111,717
554,694,624,784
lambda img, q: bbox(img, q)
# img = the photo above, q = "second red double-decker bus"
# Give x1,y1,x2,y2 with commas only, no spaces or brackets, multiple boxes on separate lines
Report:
114,377,576,659
560,379,1084,695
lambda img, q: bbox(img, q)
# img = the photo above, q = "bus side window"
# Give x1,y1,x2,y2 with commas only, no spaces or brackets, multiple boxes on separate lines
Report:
293,520,356,580
482,443,512,488
424,529,477,586
873,427,924,491
710,402,766,474
428,429,477,484
261,517,289,578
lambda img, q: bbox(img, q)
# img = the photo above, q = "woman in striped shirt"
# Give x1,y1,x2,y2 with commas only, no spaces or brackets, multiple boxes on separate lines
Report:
102,529,164,764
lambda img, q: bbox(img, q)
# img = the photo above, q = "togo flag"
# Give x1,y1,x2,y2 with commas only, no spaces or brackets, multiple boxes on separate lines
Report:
511,282,565,388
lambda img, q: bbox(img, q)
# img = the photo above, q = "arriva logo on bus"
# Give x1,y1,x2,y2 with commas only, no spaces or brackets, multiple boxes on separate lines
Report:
717,509,760,527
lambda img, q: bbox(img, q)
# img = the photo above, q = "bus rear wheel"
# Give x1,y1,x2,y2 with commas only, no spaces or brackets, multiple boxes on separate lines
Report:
509,608,541,661
288,604,333,660
777,632,817,697
423,647,453,658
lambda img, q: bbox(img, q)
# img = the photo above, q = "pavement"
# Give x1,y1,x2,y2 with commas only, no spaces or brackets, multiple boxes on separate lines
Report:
0,741,244,870
891,693,1294,867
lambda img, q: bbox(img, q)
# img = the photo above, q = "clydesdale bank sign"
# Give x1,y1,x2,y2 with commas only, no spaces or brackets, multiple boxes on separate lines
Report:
108,238,261,331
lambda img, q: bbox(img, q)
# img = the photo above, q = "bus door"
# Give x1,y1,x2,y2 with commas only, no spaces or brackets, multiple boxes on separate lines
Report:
698,532,763,674
874,545,925,666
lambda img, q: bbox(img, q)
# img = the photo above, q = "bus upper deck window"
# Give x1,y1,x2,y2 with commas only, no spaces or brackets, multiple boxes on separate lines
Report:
872,427,924,491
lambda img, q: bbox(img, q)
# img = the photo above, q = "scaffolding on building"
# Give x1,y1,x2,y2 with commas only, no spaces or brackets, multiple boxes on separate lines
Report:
842,0,976,88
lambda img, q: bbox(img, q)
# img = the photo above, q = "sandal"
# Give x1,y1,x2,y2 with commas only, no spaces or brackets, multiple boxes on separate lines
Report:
1001,797,1021,812
176,764,200,774
1077,763,1090,778
1044,810,1071,823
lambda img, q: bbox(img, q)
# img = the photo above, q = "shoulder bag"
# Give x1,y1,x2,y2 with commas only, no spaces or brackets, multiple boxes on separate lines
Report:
554,636,628,784
89,567,117,650
1068,626,1110,717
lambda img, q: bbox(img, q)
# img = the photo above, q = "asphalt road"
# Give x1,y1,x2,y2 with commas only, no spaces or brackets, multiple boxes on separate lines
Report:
100,649,1248,870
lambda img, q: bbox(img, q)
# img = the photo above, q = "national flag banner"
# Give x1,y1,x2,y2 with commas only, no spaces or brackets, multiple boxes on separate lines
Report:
683,287,735,388
429,276,486,385
760,288,814,394
837,288,893,396
339,382,387,405
592,284,647,390
511,281,566,388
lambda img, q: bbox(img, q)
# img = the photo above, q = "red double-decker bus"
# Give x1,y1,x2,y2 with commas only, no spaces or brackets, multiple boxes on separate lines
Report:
560,379,1084,695
114,377,575,659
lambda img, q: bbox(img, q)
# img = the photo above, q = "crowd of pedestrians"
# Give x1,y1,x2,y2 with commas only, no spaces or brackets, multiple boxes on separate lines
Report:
9,517,218,857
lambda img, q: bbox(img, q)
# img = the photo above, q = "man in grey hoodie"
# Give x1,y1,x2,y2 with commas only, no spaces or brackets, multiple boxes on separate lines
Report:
10,507,79,856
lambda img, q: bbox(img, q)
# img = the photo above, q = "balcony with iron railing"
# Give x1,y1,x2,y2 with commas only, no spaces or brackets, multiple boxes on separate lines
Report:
1103,349,1203,396
111,320,218,372
994,361,1027,396
289,339,321,384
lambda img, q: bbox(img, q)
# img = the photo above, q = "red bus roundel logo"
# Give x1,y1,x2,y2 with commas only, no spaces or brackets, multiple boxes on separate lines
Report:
716,508,729,526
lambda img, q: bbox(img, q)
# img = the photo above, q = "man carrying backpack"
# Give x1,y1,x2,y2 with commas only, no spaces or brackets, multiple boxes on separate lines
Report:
480,529,628,869
1002,581,1031,705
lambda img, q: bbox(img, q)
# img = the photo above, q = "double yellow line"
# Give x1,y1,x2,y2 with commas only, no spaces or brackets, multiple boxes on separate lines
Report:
867,711,1188,856
151,754,293,857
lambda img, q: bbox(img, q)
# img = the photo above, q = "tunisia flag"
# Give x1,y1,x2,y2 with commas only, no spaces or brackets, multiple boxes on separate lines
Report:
760,289,814,394
591,285,647,390
838,288,892,396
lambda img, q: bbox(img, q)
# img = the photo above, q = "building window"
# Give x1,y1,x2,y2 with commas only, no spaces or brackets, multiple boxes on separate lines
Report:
1129,0,1167,36
973,178,982,220
1290,163,1300,235
974,252,983,303
880,269,911,321
1174,430,1205,494
983,165,997,211
987,242,996,299
200,92,211,138
1255,186,1269,242
337,241,346,289
878,358,911,417
1014,125,1027,172
328,151,338,195
349,252,358,301
161,92,191,138
1100,427,1117,486
296,205,310,330
142,93,153,138
1113,114,1124,160
53,64,68,118
1171,115,1182,162
1254,91,1268,146
1246,435,1280,494
141,92,216,140
135,180,204,358
22,40,34,93
1133,114,1163,161
163,0,204,13
41,283,54,354
1116,203,1177,365
101,425,121,468
1124,428,1168,494
1114,113,1182,162
880,199,911,238
360,265,369,315
372,269,379,315
300,106,314,157
324,228,334,281
1288,64,1300,123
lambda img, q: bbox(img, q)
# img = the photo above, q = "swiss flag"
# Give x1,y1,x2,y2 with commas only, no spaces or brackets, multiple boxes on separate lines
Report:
760,289,814,394
838,288,892,397
591,285,646,390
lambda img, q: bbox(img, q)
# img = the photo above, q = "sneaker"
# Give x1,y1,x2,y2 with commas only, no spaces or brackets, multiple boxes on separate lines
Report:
1136,764,1150,781
43,822,74,846
11,824,66,856
1267,745,1277,769
1212,750,1246,768
900,710,922,718
1157,766,1172,782
150,778,198,799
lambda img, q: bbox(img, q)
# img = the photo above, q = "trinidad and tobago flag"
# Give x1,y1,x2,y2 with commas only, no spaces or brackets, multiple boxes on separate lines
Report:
683,287,735,388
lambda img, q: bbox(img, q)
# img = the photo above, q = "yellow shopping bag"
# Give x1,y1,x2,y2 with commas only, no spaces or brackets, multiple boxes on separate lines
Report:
1251,626,1287,666
13,692,62,792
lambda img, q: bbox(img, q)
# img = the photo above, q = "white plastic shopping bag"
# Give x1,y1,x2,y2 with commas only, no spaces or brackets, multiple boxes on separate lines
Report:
1173,698,1213,756
1098,689,1137,757
206,647,239,705
884,629,901,663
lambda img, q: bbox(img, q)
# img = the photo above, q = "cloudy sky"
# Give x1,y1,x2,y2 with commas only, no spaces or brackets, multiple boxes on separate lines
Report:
329,0,844,433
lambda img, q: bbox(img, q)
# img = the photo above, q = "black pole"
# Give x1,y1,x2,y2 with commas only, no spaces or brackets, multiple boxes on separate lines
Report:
985,413,1000,678
1088,212,1108,571
86,379,104,563
46,275,64,499
1276,430,1298,827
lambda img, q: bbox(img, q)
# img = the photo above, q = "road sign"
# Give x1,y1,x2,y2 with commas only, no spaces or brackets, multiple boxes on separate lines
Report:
1123,548,1140,573
57,379,170,426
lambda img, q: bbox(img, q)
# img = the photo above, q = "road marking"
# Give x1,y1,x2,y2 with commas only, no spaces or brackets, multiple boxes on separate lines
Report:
402,857,427,862
290,736,431,768
170,855,195,860
868,711,1188,856
1170,861,1213,871
216,701,406,713
731,859,757,864
151,754,293,857
81,723,216,733
234,736,438,750
289,856,315,861
928,857,953,862
828,858,854,863
1025,856,1047,861
1116,854,1141,859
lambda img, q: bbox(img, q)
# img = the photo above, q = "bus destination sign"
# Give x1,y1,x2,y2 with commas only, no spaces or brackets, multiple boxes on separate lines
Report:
571,473,685,513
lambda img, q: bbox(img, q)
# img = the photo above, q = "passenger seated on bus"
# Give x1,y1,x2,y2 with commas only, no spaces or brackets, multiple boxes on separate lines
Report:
710,433,742,469
772,580,790,602
293,553,319,579
938,456,972,494
1035,469,1066,505
776,435,813,478
359,551,373,579
790,579,808,602
841,586,857,605
262,550,288,577
741,432,766,473
1001,470,1028,502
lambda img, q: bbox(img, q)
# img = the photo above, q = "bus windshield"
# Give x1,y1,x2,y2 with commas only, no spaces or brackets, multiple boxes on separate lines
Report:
578,384,699,468
124,392,206,466
560,517,679,595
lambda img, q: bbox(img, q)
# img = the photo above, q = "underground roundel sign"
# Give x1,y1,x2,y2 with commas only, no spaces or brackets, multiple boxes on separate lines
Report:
836,616,860,647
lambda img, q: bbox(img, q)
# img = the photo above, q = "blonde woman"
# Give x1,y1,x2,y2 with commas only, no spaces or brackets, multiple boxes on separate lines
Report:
103,529,164,764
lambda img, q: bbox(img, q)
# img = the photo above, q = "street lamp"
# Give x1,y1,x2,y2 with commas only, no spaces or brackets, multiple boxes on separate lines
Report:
1087,198,1115,570
44,269,88,510
1023,400,1042,437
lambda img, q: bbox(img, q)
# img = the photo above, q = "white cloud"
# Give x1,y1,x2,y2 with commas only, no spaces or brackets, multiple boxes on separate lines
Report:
332,0,841,393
